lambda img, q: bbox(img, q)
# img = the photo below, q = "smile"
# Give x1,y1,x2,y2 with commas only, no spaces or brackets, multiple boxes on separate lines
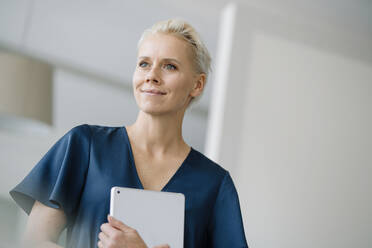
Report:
140,89,166,95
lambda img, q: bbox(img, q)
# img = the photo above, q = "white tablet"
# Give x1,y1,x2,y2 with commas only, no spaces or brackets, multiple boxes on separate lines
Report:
110,186,185,248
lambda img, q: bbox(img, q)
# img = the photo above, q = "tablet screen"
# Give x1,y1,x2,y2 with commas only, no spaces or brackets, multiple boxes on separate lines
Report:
110,186,185,247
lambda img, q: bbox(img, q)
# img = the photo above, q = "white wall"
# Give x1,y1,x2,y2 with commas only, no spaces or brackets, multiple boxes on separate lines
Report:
207,3,372,248
239,31,372,248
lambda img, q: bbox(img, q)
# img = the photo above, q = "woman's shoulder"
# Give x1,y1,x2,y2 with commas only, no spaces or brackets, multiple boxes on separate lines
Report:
189,147,228,180
68,123,124,137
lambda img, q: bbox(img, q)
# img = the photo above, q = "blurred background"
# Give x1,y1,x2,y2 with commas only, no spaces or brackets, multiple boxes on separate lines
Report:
0,0,371,247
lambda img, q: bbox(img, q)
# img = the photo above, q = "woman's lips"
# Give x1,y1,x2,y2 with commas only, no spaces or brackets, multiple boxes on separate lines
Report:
141,90,166,95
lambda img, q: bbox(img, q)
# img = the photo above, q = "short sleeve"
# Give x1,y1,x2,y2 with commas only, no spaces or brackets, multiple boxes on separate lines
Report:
9,124,91,223
207,171,249,247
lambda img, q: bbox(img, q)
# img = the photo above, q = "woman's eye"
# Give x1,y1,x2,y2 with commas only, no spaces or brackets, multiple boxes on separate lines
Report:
164,64,177,70
139,61,149,68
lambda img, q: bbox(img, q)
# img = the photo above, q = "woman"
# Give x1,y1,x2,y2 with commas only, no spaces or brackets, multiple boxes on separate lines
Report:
10,19,248,248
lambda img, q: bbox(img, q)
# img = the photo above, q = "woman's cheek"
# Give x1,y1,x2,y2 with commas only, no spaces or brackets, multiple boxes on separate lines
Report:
132,72,142,87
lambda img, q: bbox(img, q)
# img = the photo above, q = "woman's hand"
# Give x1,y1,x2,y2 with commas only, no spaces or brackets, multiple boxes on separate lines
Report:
98,215,170,248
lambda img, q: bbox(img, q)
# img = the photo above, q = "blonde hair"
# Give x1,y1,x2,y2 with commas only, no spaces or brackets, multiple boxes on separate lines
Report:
137,18,212,106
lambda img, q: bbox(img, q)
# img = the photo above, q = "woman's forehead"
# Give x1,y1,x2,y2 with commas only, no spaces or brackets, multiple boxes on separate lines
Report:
137,33,191,61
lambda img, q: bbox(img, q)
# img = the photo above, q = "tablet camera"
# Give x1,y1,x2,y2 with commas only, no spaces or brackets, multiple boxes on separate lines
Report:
117,190,120,194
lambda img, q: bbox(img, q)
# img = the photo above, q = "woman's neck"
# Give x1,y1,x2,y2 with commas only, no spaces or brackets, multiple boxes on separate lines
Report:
126,110,189,157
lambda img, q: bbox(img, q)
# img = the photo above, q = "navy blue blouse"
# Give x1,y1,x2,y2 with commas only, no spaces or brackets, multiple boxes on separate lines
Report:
10,124,248,248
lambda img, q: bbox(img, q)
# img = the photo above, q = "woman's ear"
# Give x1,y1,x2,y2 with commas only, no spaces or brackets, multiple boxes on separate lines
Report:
190,73,206,98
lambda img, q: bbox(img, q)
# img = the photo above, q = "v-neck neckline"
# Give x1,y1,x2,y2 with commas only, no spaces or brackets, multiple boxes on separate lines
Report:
122,126,193,192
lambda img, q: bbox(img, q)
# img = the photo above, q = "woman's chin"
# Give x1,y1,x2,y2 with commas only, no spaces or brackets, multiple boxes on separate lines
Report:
139,105,169,116
136,99,186,116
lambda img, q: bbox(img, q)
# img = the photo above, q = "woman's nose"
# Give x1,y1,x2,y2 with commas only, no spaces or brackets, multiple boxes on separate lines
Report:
145,67,160,84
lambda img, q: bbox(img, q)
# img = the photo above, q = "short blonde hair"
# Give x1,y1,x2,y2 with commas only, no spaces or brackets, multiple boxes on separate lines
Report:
137,18,212,106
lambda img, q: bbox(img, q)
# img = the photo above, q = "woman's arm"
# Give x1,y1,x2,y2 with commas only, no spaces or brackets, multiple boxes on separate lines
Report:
21,200,67,248
207,172,249,247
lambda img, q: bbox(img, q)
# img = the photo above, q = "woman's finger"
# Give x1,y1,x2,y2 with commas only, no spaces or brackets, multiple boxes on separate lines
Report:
98,231,110,246
97,240,104,248
107,215,134,233
100,222,121,238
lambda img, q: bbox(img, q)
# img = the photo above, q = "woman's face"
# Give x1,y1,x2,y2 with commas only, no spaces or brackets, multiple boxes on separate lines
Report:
132,33,204,115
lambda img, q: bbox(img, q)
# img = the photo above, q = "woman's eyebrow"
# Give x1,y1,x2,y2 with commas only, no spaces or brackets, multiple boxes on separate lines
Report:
138,56,181,65
163,58,181,65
